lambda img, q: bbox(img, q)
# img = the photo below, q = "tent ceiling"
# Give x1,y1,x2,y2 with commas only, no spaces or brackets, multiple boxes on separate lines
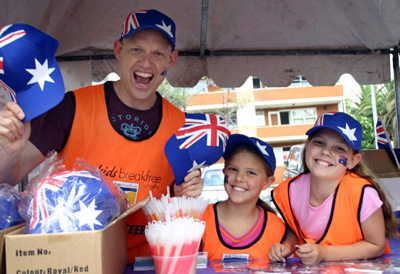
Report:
1,0,400,87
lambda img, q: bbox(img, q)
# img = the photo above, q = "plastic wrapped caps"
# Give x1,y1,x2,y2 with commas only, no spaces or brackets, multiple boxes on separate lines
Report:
25,170,126,234
0,184,24,230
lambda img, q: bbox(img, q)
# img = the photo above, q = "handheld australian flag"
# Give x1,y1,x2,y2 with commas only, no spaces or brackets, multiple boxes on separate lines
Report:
165,113,231,185
0,24,65,122
376,117,400,169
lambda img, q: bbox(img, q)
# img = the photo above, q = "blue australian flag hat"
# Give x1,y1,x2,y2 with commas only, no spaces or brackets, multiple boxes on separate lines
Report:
120,9,176,50
306,112,363,151
165,113,231,185
0,23,65,122
26,170,125,234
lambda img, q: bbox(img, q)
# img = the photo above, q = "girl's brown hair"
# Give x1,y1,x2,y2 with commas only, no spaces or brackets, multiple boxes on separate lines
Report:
224,143,277,214
302,134,399,239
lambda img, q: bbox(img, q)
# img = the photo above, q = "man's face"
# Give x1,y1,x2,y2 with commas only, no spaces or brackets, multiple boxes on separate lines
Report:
114,29,177,109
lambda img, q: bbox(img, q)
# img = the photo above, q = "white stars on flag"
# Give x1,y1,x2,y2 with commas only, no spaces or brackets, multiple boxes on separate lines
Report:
76,199,102,230
188,160,207,173
256,141,269,156
156,20,173,38
26,58,56,90
338,123,357,143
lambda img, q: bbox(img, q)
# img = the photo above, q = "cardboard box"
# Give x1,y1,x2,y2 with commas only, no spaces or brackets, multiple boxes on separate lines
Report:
0,224,25,274
361,149,400,178
5,197,149,274
361,149,400,210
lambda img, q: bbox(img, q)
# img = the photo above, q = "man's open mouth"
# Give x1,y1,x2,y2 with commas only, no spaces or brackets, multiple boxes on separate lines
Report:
134,71,153,86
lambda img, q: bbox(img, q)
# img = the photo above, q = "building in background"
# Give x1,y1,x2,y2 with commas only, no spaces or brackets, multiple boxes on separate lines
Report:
186,76,345,184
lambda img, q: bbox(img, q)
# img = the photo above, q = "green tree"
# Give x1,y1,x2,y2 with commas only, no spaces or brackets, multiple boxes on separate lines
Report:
157,79,188,111
347,80,397,149
377,81,398,146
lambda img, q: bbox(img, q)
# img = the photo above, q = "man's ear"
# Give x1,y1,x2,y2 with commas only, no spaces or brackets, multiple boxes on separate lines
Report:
262,176,275,190
113,40,123,60
168,50,178,68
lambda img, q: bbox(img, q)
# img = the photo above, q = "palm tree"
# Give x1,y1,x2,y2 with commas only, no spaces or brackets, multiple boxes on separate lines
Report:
347,80,397,148
379,81,398,146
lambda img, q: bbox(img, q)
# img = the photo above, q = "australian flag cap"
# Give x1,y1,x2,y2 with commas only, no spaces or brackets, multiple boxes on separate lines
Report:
26,170,125,234
165,113,231,185
306,112,363,151
0,24,65,122
223,134,276,174
120,9,176,50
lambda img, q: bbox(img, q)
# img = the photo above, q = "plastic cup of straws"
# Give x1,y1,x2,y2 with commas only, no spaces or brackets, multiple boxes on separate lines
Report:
153,254,197,274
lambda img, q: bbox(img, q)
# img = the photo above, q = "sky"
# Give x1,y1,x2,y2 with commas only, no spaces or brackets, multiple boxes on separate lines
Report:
337,73,362,103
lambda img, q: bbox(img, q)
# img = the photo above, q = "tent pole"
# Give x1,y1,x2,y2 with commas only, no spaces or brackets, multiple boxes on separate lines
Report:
199,0,209,59
393,49,400,148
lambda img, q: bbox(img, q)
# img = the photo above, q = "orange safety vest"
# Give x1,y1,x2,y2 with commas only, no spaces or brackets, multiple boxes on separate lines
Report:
272,172,391,253
59,83,186,262
201,203,287,260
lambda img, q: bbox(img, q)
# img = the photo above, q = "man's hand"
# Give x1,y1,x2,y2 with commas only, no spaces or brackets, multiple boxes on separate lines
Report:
0,101,29,154
174,169,204,197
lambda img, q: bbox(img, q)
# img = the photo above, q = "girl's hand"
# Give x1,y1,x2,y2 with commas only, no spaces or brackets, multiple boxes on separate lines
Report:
268,243,291,262
296,244,325,265
174,169,204,197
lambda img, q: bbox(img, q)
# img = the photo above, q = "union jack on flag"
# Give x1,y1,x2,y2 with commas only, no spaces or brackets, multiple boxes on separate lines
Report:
376,117,389,149
165,113,231,185
121,10,148,38
175,114,230,150
0,27,26,75
0,57,3,74
314,112,335,126
0,79,16,102
375,116,400,169
0,27,26,49
29,173,66,231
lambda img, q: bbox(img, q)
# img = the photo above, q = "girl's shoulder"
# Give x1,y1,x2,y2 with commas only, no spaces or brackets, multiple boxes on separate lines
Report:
341,172,373,187
201,203,217,222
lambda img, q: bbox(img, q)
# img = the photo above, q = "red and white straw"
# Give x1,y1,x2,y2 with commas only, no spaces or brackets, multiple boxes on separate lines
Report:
145,217,205,274
142,187,209,222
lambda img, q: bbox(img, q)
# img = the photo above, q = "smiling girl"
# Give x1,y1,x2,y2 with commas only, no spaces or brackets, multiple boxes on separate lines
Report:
200,134,297,261
272,112,399,265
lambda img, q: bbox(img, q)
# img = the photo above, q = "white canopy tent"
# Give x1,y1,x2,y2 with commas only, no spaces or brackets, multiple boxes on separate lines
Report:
2,0,399,87
2,0,400,137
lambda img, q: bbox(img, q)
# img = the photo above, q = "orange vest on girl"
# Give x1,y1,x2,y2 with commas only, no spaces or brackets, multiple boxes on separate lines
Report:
59,84,186,262
201,203,287,260
271,172,391,253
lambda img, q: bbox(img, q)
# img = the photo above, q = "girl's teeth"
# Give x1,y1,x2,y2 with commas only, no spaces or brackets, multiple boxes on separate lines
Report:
233,186,245,192
317,160,329,166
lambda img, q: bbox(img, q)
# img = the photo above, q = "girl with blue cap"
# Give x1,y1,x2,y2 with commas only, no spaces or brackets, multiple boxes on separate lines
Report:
272,112,399,265
201,134,297,261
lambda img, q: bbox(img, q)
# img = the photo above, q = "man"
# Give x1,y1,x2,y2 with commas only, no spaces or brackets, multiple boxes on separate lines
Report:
0,9,203,262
